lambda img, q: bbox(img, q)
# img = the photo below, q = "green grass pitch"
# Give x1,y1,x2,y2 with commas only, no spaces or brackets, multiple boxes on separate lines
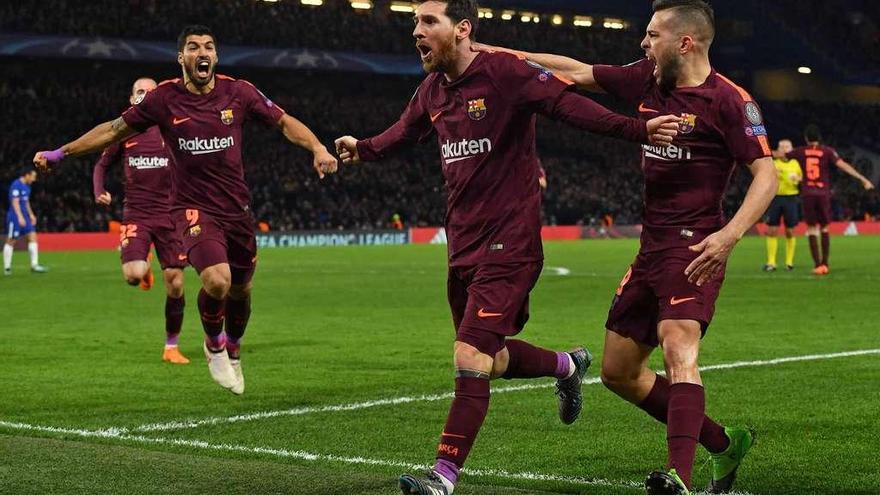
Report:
1,237,878,494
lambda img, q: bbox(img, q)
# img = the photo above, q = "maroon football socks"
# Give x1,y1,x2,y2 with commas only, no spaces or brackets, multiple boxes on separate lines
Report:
198,288,226,351
638,374,730,454
809,234,821,267
225,296,250,359
434,374,490,487
821,231,830,266
501,339,572,379
666,383,706,488
165,295,185,346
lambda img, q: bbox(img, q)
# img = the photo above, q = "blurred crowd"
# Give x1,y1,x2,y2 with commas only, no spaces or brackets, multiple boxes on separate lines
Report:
1,57,877,232
0,0,643,62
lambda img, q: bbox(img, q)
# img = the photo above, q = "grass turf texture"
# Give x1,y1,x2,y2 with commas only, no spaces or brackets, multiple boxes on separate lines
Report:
1,237,878,494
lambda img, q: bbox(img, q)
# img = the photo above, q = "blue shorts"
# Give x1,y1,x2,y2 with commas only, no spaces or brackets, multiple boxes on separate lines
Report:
5,216,35,240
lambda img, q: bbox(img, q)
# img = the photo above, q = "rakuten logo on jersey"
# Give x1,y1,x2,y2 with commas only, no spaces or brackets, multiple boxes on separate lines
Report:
642,143,692,161
128,156,170,169
441,138,492,165
178,136,235,155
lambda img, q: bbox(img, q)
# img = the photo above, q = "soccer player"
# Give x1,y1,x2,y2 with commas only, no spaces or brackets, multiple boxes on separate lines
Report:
764,139,802,271
4,168,48,275
773,124,874,275
335,2,681,494
92,77,189,364
34,25,338,395
474,1,778,493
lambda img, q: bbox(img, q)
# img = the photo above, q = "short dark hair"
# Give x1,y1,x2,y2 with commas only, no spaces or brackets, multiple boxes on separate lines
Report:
21,167,36,177
804,124,822,142
652,0,715,44
417,0,479,40
177,25,215,52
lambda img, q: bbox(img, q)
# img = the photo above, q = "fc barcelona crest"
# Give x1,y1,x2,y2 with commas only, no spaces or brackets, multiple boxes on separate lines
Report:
467,98,487,121
220,109,234,125
679,113,697,134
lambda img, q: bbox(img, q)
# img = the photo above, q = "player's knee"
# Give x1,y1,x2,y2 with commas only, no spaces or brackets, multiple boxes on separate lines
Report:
125,277,141,287
453,341,493,374
165,270,184,297
821,226,830,233
201,272,231,299
766,227,778,236
785,229,795,238
490,347,510,379
600,364,637,393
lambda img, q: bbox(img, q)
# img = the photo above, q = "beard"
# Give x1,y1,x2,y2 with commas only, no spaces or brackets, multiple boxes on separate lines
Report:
657,52,682,92
185,59,214,87
422,34,457,74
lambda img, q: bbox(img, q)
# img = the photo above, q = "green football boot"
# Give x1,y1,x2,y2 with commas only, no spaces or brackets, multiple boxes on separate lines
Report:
708,427,756,493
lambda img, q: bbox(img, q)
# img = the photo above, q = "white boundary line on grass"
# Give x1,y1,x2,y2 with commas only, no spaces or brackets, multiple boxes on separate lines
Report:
120,348,880,434
0,420,643,491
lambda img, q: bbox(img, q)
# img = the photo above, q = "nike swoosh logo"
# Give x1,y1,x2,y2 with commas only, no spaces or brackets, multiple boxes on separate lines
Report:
670,296,696,306
124,141,138,149
638,103,659,113
172,117,191,125
430,111,443,122
477,308,503,318
444,156,475,164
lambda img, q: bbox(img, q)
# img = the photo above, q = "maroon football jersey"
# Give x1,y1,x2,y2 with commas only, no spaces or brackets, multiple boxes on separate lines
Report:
121,75,285,219
593,59,772,231
358,52,647,266
93,126,173,220
786,144,839,196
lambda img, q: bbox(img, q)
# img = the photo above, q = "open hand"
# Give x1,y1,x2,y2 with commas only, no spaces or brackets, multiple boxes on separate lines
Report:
685,229,739,286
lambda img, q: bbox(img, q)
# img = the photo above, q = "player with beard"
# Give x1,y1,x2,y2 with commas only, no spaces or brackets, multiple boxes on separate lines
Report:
34,25,338,395
92,77,189,364
335,1,682,494
474,1,778,493
773,124,874,275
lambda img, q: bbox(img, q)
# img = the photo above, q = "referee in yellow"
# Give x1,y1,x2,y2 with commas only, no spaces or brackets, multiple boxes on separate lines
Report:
765,139,802,271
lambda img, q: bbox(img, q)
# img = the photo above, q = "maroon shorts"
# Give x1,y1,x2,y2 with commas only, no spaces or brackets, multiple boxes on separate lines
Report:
175,208,257,285
801,194,832,226
119,216,185,270
448,262,542,355
605,244,725,348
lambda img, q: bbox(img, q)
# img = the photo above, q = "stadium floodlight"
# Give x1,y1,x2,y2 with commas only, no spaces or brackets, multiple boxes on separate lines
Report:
798,66,812,74
552,15,563,25
501,10,514,21
478,8,494,19
573,16,592,27
301,0,323,5
602,18,626,29
390,1,414,13
350,1,373,10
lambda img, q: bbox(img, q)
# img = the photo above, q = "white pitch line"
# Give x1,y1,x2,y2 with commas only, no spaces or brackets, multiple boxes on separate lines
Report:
118,348,880,435
0,420,643,491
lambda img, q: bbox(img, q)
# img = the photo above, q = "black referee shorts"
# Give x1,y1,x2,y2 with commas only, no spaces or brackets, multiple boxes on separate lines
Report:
765,195,800,228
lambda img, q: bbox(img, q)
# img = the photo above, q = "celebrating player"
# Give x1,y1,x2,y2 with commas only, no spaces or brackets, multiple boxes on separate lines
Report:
4,168,49,275
764,139,802,271
773,124,874,275
92,77,189,364
336,1,681,494
34,25,338,395
474,1,778,493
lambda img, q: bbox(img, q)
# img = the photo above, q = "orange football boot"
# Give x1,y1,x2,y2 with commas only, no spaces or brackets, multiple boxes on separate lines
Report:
812,264,829,275
162,346,190,364
140,252,155,290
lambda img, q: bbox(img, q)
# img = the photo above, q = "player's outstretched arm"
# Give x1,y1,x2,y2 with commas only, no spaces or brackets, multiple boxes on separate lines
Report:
548,91,679,144
835,158,875,190
33,117,137,172
472,43,600,92
686,157,777,286
277,114,338,179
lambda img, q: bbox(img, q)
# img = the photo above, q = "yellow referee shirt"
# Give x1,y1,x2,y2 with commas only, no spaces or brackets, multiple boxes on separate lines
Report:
774,158,802,196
